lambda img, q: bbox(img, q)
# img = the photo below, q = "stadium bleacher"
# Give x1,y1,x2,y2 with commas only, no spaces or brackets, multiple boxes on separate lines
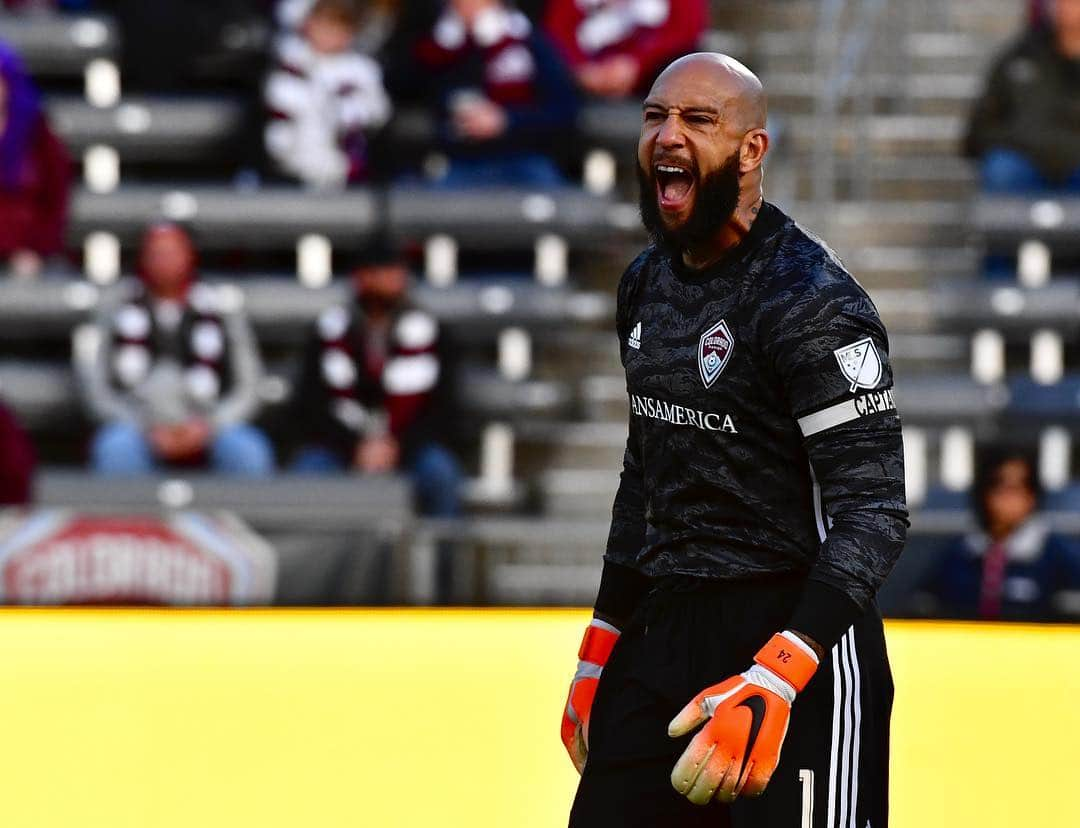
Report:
5,0,1080,610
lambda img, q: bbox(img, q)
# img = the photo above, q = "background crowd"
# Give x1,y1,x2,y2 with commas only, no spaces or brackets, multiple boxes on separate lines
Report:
2,0,1080,619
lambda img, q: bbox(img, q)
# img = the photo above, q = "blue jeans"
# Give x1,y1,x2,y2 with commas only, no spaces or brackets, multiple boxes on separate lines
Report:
980,148,1080,194
979,149,1080,278
91,422,275,476
291,443,463,517
438,153,565,189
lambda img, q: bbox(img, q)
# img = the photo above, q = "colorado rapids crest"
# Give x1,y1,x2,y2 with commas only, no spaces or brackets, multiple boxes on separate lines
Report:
834,337,883,392
698,319,734,388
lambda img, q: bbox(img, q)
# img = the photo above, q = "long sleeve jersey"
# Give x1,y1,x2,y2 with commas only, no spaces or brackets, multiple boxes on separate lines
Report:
605,202,908,646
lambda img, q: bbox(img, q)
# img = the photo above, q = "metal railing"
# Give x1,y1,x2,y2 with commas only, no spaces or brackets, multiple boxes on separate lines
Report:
812,0,889,205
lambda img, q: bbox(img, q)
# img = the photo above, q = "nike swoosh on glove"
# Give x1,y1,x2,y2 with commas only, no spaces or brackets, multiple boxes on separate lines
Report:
668,631,819,804
561,618,620,773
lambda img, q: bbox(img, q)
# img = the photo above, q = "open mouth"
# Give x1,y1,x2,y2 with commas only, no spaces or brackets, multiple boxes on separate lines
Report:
654,163,695,213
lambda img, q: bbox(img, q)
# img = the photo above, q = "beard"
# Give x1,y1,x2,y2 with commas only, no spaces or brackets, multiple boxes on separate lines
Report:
637,153,741,255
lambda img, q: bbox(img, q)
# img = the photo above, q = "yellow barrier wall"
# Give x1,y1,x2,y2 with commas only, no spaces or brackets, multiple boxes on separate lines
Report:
0,609,1075,827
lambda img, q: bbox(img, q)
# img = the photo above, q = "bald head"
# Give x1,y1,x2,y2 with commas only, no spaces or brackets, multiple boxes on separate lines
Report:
651,53,767,132
637,53,771,268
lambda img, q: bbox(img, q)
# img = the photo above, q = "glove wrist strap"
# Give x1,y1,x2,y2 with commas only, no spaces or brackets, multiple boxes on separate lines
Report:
578,618,620,666
754,631,819,693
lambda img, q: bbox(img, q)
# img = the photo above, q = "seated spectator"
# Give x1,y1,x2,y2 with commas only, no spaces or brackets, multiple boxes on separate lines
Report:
81,223,274,477
412,0,578,187
265,0,392,188
0,398,35,505
0,41,71,279
290,240,463,523
544,0,708,98
964,0,1080,195
914,446,1080,621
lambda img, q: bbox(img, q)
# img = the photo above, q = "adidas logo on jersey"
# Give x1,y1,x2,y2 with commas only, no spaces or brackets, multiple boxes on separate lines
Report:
628,322,642,350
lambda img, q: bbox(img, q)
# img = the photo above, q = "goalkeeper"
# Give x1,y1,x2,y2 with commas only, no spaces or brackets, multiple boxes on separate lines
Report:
562,53,907,827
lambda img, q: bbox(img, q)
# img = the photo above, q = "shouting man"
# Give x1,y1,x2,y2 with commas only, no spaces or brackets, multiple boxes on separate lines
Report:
562,54,907,827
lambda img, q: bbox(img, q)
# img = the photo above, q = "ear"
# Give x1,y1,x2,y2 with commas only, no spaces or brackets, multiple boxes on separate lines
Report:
740,129,769,174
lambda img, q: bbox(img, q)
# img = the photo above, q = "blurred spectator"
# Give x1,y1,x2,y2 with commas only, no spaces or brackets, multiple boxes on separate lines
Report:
412,0,578,187
964,0,1080,195
2,1,93,10
265,0,392,187
0,399,35,505
103,1,271,94
544,0,708,98
914,446,1080,621
1031,0,1049,26
0,41,71,279
80,223,274,476
290,241,462,526
279,0,398,54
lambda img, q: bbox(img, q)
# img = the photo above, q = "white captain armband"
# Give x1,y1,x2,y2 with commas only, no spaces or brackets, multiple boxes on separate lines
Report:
796,387,897,437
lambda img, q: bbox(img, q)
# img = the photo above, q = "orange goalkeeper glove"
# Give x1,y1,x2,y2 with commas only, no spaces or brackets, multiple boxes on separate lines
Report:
668,631,820,805
561,618,620,773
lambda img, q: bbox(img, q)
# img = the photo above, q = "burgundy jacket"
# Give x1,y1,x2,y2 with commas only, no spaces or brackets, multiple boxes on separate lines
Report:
0,116,72,258
0,401,35,505
544,0,708,94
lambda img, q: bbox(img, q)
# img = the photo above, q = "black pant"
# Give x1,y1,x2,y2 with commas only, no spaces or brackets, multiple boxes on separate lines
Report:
569,576,893,828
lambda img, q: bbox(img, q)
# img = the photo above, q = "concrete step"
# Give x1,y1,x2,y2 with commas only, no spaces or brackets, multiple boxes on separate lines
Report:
906,32,997,75
581,374,627,423
844,245,978,289
941,3,1025,39
488,562,601,605
788,115,965,158
537,329,620,376
866,116,965,156
722,0,821,33
765,72,982,116
889,334,970,376
873,288,940,332
794,200,970,250
791,170,973,203
463,518,609,603
517,421,628,472
539,468,620,517
864,165,975,202
743,29,1003,77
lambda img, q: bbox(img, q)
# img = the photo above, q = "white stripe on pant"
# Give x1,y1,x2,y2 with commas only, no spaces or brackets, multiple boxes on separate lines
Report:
826,628,862,828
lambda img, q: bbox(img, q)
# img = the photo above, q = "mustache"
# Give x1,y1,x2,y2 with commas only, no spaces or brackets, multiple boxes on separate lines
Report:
645,155,698,176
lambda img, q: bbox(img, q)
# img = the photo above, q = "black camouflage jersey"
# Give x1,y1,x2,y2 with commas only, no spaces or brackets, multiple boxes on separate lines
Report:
605,202,908,613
